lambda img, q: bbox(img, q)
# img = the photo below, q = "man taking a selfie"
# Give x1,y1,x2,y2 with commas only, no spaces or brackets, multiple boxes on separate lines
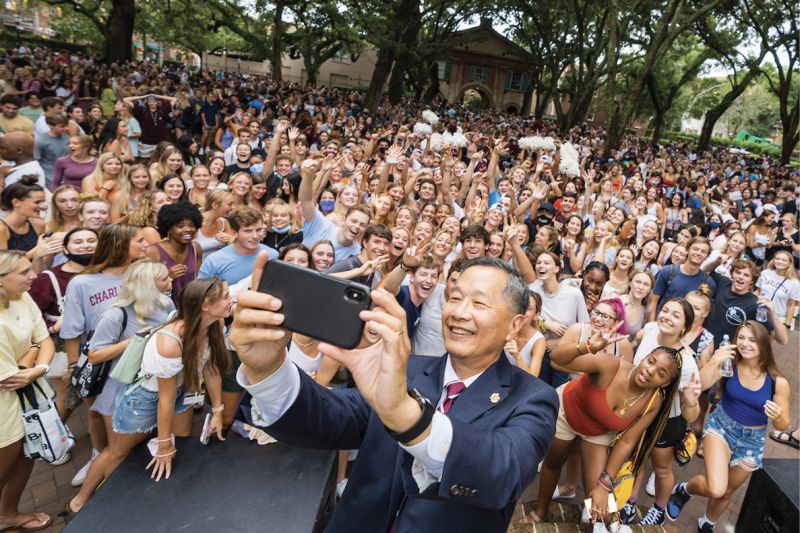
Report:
230,255,557,532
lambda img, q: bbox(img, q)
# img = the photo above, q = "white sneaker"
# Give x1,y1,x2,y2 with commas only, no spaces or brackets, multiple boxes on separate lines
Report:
645,471,656,497
336,478,348,498
71,449,98,487
50,451,71,466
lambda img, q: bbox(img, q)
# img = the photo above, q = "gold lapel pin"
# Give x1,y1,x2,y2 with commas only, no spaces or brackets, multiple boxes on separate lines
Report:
489,393,500,404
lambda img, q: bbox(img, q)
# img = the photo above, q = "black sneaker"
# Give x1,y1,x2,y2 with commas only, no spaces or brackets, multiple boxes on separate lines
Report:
697,520,714,532
619,501,637,524
639,505,666,525
666,482,691,521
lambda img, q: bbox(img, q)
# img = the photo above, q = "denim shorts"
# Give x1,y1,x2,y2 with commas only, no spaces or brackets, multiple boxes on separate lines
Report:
704,405,766,472
112,384,189,434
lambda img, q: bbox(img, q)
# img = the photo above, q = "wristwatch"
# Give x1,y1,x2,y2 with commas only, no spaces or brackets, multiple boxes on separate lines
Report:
385,388,434,444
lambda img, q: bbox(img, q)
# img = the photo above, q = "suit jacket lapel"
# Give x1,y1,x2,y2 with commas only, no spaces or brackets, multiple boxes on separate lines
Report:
408,355,447,405
448,354,513,423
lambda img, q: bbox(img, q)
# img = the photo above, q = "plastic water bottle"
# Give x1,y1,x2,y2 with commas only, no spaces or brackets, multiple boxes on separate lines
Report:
756,293,769,322
719,334,733,377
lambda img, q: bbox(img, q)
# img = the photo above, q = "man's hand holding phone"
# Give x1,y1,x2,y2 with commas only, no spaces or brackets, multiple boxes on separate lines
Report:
230,252,291,384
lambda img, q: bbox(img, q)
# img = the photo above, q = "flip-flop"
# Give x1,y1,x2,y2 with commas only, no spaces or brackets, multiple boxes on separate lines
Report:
3,513,53,532
770,429,800,450
552,485,577,500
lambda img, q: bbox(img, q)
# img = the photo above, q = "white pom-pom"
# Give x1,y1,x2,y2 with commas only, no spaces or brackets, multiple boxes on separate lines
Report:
560,141,580,161
518,136,535,152
413,123,432,137
541,136,557,151
429,132,443,151
450,132,468,148
421,110,439,125
559,158,581,177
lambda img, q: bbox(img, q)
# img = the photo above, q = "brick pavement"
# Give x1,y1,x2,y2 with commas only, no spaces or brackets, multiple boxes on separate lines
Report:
20,333,799,533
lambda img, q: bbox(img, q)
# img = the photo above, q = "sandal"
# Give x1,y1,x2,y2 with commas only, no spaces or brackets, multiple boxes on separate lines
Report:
770,429,800,450
552,485,576,500
0,513,53,532
696,439,705,458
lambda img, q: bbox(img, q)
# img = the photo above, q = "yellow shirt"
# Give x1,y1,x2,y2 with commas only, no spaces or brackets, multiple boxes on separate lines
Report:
0,292,49,447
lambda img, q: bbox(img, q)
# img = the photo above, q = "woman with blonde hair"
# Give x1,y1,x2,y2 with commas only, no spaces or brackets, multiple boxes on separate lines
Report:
228,172,252,208
81,152,124,203
372,193,395,226
48,185,81,234
65,260,175,514
702,230,747,279
149,145,186,183
195,190,235,259
263,199,303,251
128,190,169,243
619,269,654,340
326,184,359,226
114,99,141,159
111,164,153,223
77,194,111,232
0,250,56,532
67,277,231,513
394,204,417,232
757,250,800,328
187,165,212,208
601,247,635,298
579,219,619,269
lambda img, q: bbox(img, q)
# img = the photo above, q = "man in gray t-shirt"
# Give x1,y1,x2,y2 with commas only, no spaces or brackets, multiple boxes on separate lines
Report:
34,114,69,188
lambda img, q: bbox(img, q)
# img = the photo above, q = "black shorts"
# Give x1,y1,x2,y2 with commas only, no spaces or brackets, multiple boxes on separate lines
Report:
655,415,686,448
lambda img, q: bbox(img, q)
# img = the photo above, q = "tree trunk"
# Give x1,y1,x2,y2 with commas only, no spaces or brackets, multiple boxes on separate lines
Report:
602,0,621,156
423,62,439,103
270,1,285,82
105,0,135,63
387,0,421,105
521,75,535,116
305,60,319,86
697,67,760,151
364,46,395,112
651,111,665,144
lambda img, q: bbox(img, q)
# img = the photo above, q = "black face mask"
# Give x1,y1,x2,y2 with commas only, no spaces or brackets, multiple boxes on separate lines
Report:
536,215,553,227
65,252,93,266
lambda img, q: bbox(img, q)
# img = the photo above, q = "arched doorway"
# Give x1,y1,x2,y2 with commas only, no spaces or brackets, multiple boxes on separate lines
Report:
458,84,492,108
506,104,519,114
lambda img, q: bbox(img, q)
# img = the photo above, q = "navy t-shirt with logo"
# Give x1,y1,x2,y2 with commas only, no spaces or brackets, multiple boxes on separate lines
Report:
703,271,773,343
396,286,422,339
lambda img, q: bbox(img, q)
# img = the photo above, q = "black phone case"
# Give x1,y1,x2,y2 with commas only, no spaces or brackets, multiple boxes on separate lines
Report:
258,261,372,349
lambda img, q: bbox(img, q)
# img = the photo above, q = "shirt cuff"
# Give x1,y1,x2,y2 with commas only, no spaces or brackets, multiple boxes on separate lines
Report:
400,411,453,490
236,355,301,427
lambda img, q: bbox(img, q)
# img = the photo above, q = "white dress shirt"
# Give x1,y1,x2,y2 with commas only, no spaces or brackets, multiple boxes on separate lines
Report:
236,354,483,491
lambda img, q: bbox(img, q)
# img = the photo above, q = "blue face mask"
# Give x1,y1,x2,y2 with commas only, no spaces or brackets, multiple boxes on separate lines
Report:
320,199,335,213
271,225,291,234
709,221,721,229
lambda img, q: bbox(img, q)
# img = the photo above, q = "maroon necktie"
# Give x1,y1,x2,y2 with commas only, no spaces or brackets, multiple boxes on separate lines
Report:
439,381,466,414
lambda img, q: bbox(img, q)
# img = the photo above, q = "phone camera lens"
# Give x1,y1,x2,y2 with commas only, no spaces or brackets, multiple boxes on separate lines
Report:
346,289,364,302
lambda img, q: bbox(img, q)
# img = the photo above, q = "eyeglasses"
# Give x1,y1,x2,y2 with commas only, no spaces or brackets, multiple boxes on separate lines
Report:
591,309,616,321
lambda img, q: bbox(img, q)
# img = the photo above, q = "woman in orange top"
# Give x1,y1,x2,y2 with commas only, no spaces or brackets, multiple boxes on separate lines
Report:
533,323,688,522
81,152,124,204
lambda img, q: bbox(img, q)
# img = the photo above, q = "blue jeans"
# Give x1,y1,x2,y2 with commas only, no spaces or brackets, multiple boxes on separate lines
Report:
540,351,569,389
704,405,766,472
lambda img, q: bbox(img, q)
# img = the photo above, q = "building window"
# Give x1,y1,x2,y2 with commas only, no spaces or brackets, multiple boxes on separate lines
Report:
468,65,489,83
332,50,350,63
437,60,452,82
505,71,530,92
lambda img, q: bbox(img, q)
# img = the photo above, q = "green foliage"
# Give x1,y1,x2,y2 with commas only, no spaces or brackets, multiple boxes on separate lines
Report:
0,29,94,53
659,130,783,157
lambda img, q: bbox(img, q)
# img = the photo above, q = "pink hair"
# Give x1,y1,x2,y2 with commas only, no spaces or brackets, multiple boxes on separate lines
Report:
597,297,627,335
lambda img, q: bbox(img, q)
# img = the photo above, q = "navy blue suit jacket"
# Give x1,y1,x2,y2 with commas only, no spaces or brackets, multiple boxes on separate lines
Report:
239,354,558,533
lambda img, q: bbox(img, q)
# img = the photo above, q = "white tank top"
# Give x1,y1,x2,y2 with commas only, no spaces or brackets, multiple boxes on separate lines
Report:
287,342,323,374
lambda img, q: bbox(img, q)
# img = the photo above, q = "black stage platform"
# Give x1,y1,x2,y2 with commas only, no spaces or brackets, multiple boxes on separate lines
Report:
63,436,337,533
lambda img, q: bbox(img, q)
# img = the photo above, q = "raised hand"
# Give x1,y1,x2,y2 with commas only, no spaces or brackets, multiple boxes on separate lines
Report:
586,320,626,353
681,372,701,406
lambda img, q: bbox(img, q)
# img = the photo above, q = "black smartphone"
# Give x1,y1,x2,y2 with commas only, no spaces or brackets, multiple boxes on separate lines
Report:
257,261,372,349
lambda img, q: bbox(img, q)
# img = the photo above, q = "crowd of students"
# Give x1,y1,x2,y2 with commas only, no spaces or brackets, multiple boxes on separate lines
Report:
0,46,797,532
